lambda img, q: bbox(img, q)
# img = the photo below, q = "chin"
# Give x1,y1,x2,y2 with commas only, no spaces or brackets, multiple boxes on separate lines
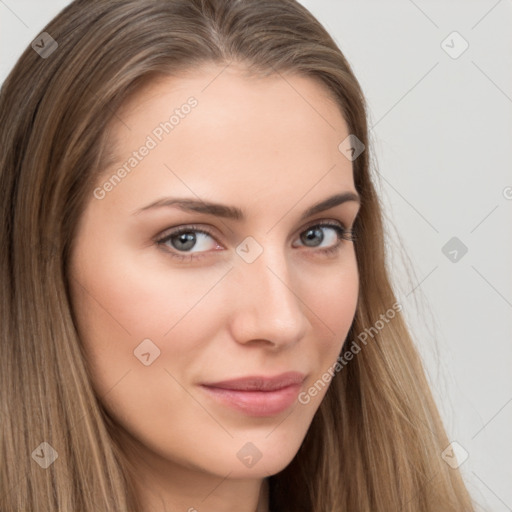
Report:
206,425,309,479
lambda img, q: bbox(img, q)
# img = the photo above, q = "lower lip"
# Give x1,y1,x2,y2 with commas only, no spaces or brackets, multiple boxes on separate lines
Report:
200,384,302,417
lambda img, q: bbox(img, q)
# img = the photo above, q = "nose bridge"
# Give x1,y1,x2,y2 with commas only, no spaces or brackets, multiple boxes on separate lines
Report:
229,242,307,346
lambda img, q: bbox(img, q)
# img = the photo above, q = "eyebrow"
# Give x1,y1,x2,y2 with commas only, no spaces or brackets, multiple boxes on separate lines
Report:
133,191,360,221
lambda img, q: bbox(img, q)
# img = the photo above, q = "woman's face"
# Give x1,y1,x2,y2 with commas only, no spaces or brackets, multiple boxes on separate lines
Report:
69,64,360,499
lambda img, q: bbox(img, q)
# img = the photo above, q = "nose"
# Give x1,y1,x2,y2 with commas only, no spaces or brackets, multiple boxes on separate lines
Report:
227,245,308,350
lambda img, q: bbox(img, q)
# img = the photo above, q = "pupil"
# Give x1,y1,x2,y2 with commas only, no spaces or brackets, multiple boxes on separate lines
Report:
302,227,323,247
173,232,196,251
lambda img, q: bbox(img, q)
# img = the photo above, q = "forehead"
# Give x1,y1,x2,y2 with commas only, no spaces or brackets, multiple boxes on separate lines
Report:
96,64,355,213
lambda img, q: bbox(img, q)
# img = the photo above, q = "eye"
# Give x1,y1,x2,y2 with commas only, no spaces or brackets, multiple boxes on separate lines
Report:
293,222,356,256
155,224,221,261
155,221,356,262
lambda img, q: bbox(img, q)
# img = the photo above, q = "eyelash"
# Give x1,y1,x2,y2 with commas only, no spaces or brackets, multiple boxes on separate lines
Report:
155,221,357,262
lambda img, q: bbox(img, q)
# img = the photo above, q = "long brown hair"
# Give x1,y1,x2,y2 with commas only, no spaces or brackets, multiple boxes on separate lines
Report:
0,0,476,510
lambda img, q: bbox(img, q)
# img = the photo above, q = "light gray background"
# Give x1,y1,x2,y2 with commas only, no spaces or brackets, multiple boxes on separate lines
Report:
1,1,511,510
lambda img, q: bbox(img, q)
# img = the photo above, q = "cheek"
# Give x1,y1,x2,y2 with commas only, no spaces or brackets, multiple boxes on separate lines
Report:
321,259,358,329
302,250,359,348
68,239,232,396
68,251,237,463
71,256,230,340
295,250,359,402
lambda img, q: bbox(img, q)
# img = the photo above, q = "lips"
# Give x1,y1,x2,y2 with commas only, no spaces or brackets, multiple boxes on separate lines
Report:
203,371,306,391
200,371,306,417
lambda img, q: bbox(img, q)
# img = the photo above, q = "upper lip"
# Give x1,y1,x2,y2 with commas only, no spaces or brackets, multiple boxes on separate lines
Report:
202,371,306,391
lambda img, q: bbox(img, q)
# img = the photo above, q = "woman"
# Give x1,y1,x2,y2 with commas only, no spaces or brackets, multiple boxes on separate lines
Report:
0,0,476,510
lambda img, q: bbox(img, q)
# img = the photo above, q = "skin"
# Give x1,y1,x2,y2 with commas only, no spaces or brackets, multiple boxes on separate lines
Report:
68,63,360,512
